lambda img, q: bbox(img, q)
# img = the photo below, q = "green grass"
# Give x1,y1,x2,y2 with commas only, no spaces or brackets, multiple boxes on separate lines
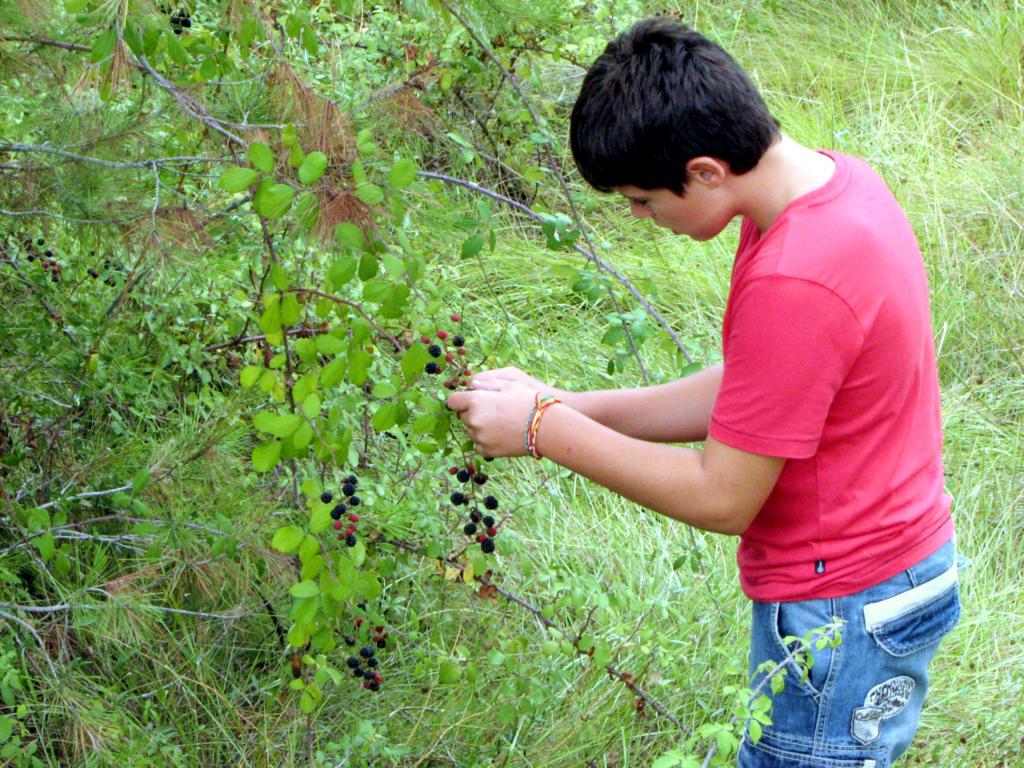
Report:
2,0,1021,766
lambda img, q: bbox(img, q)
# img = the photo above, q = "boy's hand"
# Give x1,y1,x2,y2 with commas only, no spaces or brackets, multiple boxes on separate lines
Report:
469,367,563,398
446,385,538,458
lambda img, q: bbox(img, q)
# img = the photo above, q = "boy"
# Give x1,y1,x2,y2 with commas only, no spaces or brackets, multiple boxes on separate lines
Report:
446,18,960,767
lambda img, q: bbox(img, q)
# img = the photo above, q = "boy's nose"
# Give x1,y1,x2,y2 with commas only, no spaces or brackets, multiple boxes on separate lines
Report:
630,201,651,219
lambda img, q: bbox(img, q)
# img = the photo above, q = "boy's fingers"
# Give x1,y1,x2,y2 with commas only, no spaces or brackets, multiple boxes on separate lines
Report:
446,391,474,412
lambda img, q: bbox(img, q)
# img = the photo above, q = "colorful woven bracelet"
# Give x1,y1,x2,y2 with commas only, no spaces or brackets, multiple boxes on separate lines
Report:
526,393,561,459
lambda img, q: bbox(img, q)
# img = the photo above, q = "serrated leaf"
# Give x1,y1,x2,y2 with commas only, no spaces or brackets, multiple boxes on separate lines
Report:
252,440,281,472
290,580,319,598
253,182,295,219
438,662,462,685
461,234,484,259
91,28,117,63
272,525,304,553
298,152,328,185
240,365,263,388
248,142,275,174
321,357,347,388
389,158,416,189
219,166,261,193
372,403,398,431
253,411,303,437
354,183,384,206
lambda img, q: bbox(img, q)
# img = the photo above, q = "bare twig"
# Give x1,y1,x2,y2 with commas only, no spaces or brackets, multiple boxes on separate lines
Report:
0,143,224,171
0,35,90,52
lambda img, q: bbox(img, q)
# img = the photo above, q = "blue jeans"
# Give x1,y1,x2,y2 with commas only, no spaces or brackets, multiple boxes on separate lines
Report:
738,539,962,768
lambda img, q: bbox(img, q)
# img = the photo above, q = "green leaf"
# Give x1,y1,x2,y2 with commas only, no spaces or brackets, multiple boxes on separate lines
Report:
400,342,429,383
315,334,345,355
165,30,189,65
252,440,282,472
253,182,296,219
34,533,55,562
358,253,378,281
302,393,321,419
272,525,304,553
219,166,261,193
354,183,384,206
461,234,484,259
253,411,303,438
64,0,88,11
240,365,263,388
372,403,398,432
91,28,117,63
371,381,398,398
248,142,275,174
438,662,462,685
348,349,371,387
290,580,320,598
389,158,416,189
270,262,290,291
301,24,320,56
321,357,347,388
335,222,365,250
298,152,328,185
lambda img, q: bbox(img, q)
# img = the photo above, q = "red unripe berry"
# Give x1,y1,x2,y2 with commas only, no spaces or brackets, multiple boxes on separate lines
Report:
487,527,497,537
382,631,389,638
338,532,345,540
451,313,461,322
477,533,487,543
467,464,476,476
448,466,459,475
346,525,356,535
375,625,384,632
349,513,359,522
334,521,343,530
421,336,431,344
374,673,382,684
445,352,454,363
363,680,371,689
458,347,467,355
464,369,472,376
355,618,363,628
437,330,448,340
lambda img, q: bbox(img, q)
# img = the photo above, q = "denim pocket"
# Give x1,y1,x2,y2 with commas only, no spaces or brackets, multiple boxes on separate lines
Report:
864,564,961,658
772,598,837,697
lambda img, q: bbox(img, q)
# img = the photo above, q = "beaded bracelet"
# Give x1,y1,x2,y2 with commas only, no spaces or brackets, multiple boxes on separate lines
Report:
525,392,561,459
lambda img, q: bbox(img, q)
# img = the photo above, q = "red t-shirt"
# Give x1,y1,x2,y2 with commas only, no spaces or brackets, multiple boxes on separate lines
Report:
709,150,954,602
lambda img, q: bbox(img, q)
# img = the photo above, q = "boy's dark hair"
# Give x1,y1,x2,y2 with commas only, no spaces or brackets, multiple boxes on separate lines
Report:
570,18,781,194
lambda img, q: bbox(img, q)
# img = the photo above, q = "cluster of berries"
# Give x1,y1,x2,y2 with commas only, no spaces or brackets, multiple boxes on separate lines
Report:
421,314,470,390
324,474,361,546
168,8,192,34
449,463,500,553
19,237,62,283
344,615,389,692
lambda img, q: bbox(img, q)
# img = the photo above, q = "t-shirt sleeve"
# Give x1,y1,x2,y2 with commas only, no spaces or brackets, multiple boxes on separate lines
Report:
709,275,864,458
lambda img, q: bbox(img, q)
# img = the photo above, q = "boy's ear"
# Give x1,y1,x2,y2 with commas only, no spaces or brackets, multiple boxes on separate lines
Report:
686,156,729,187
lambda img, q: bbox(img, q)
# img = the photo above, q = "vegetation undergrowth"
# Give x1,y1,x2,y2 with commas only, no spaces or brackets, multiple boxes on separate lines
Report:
0,1,1020,766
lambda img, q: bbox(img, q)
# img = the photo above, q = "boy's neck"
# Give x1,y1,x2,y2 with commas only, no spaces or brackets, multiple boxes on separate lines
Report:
731,134,836,233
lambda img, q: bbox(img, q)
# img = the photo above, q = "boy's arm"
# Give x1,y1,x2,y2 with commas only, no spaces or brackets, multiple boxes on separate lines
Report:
470,364,723,443
561,363,722,443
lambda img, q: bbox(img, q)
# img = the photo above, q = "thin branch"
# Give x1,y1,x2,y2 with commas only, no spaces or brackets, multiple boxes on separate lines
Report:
0,208,137,224
0,35,90,52
436,0,652,381
286,288,405,354
0,143,224,171
204,325,329,352
420,171,692,363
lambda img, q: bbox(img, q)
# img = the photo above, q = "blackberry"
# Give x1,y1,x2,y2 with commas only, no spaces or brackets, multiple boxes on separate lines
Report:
363,669,375,680
473,473,488,485
456,469,470,483
36,238,44,246
344,635,355,646
342,482,356,497
321,491,333,504
352,667,364,678
331,504,346,520
463,523,477,536
367,656,379,668
428,344,442,358
346,656,360,669
87,268,99,278
369,681,381,691
425,362,440,374
469,510,482,523
346,534,357,547
450,492,466,506
484,496,498,510
345,475,358,485
348,496,360,507
452,335,465,347
376,638,387,649
360,646,375,659
481,538,495,554
482,515,495,528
